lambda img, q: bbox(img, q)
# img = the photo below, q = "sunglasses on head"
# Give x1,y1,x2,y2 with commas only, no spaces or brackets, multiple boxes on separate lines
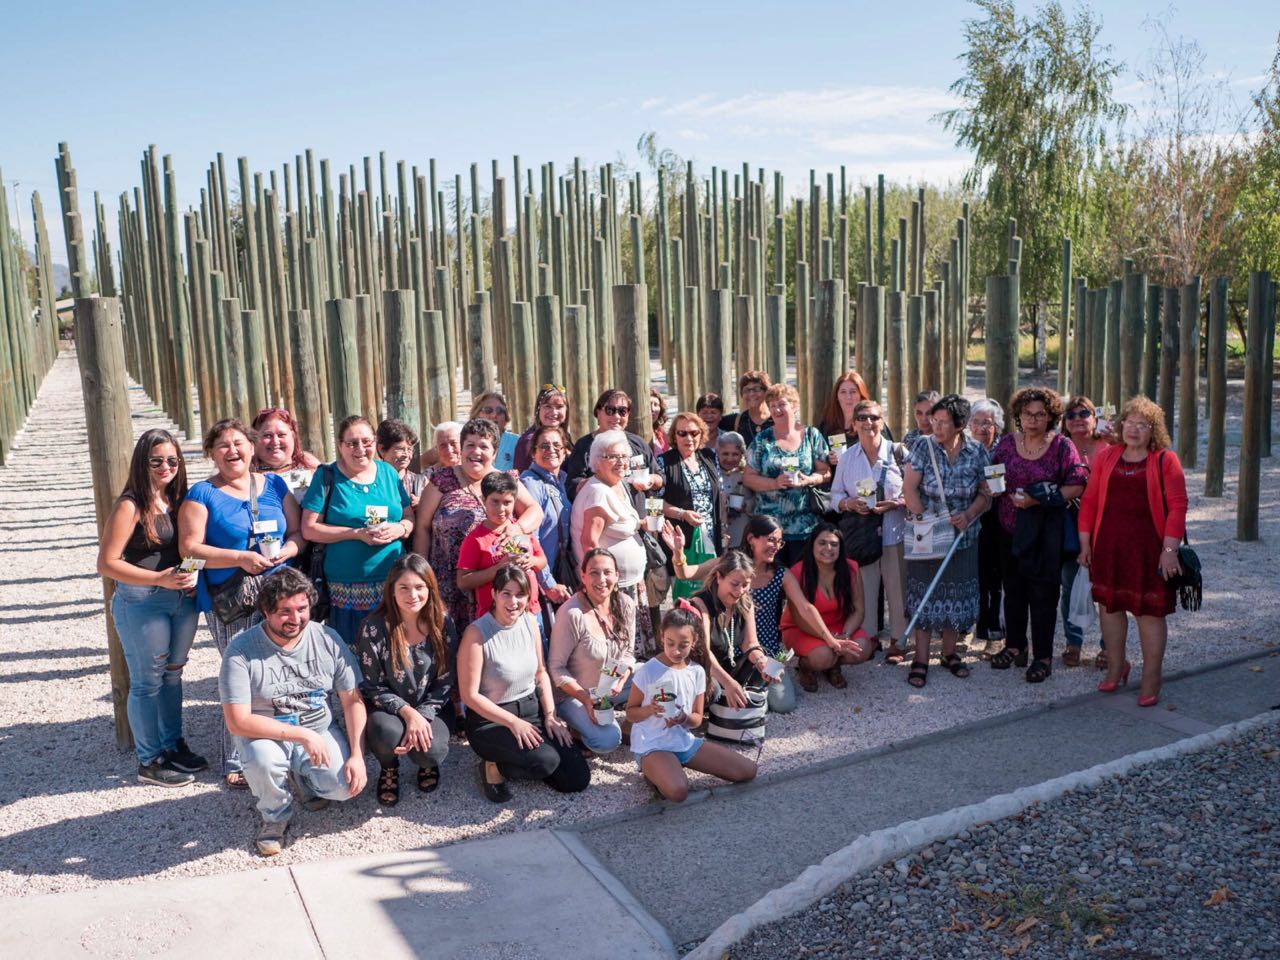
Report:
541,383,566,393
603,405,630,416
148,456,181,469
1064,409,1093,420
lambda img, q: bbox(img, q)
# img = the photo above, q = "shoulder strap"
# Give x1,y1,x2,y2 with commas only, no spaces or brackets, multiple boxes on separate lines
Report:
246,473,259,548
320,463,336,522
924,438,947,511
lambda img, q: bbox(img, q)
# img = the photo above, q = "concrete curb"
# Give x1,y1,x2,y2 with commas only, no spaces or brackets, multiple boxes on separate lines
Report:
685,709,1280,960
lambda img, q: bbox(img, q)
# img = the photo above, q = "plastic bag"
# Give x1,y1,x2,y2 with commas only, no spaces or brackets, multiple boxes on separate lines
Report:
1068,565,1097,629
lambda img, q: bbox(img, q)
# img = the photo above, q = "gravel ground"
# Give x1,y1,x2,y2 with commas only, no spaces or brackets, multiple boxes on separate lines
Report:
729,716,1280,960
0,351,1276,898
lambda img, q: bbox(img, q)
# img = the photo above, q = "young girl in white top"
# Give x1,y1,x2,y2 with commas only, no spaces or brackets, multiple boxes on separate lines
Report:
625,607,758,803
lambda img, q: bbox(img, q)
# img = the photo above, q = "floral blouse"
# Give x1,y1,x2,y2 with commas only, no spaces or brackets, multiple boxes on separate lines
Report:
907,435,991,550
746,425,831,540
354,612,458,724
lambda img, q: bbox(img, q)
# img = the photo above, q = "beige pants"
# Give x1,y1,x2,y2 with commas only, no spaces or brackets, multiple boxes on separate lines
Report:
859,542,907,640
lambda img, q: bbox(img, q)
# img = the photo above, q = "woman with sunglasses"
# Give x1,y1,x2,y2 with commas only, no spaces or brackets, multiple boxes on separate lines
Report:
1059,396,1111,667
469,391,511,432
659,412,725,600
513,384,572,472
301,415,414,648
563,389,663,512
97,430,205,787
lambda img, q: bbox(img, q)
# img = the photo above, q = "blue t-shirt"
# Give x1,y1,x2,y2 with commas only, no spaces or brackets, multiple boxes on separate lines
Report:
186,473,291,613
300,460,411,585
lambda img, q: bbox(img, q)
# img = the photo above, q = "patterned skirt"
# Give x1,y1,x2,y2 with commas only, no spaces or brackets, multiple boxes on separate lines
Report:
905,540,980,633
619,583,657,659
327,581,382,649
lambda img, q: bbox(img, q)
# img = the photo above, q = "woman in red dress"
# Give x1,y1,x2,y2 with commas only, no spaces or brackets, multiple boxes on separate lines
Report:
1076,397,1187,707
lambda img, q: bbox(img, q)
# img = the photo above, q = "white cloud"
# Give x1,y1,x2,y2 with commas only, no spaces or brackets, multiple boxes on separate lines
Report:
816,132,953,156
659,86,962,125
640,97,664,111
676,129,709,142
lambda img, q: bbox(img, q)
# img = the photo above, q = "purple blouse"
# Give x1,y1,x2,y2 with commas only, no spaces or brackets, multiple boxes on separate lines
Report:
990,433,1087,534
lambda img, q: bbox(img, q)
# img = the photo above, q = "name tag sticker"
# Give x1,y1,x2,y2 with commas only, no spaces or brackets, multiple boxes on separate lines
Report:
253,519,279,535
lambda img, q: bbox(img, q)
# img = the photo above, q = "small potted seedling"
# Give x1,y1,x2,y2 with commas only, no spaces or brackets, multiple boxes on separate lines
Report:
984,462,1006,495
649,682,681,719
497,534,529,560
365,505,389,529
855,478,877,508
645,497,665,533
257,534,282,559
780,455,800,478
762,644,794,681
629,454,651,491
592,695,615,726
727,482,746,512
828,433,848,456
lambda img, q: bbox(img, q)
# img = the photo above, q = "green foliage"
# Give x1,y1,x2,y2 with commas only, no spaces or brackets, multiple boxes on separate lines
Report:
1237,36,1280,278
941,0,1125,304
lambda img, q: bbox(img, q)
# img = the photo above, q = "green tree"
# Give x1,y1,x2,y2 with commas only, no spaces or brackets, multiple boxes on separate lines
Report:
1237,34,1280,278
940,0,1126,309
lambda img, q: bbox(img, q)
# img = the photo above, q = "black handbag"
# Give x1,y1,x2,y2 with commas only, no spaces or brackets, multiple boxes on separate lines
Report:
639,529,669,571
1158,452,1202,611
209,474,266,624
837,444,889,566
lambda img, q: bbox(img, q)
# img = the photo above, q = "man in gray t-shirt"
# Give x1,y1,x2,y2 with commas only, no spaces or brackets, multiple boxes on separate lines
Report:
219,568,368,856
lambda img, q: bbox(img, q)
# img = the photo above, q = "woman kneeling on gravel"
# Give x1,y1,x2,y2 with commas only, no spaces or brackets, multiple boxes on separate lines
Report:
97,429,206,786
355,553,456,806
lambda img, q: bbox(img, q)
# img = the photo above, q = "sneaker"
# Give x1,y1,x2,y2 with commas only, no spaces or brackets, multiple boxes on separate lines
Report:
255,819,289,857
137,758,195,788
165,738,209,773
287,771,330,812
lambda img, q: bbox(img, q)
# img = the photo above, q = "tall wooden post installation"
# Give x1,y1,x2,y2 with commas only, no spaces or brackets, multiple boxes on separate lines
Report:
1158,287,1179,436
985,275,1018,413
384,291,420,435
1105,279,1122,409
1141,285,1161,401
813,280,844,415
74,297,135,749
1203,277,1228,498
1237,272,1269,541
1058,239,1071,394
887,291,907,438
614,285,650,441
1120,270,1146,403
862,285,884,405
1176,277,1201,467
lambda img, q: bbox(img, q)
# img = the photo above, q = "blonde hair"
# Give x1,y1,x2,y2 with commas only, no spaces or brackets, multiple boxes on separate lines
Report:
1117,395,1172,451
763,383,801,410
667,411,707,449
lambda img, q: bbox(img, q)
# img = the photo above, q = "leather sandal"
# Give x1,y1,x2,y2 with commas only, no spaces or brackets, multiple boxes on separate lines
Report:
883,642,906,664
1094,649,1110,671
1062,647,1081,668
796,661,819,692
377,764,401,806
990,647,1028,670
907,661,929,688
825,666,847,689
1025,659,1053,683
940,653,970,678
417,765,440,794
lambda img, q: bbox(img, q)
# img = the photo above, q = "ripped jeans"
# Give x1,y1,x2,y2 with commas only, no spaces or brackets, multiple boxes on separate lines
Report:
110,583,199,765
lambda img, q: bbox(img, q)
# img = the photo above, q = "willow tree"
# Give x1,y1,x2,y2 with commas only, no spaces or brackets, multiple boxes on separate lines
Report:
941,0,1126,307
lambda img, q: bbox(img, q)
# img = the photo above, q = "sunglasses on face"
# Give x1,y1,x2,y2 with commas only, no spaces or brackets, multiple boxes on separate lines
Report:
149,457,181,469
478,406,506,417
536,442,565,453
855,414,882,423
1064,410,1093,420
602,405,630,417
675,429,701,439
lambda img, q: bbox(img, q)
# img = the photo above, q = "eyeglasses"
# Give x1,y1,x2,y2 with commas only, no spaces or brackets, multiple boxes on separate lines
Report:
1127,421,1153,432
477,406,507,417
148,456,180,469
600,453,630,463
342,438,376,449
602,405,630,417
855,414,882,423
1064,410,1093,420
1021,411,1049,420
536,442,565,452
675,429,702,439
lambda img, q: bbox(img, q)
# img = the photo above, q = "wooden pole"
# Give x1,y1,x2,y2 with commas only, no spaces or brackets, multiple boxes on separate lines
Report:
534,294,564,391
1176,277,1201,467
614,284,651,440
705,287,732,400
1141,284,1161,400
1058,238,1071,394
1237,271,1268,541
1120,270,1146,402
1158,287,1179,433
383,290,420,436
812,279,845,415
73,297,134,749
862,285,884,405
887,290,907,438
325,298,362,421
985,275,1018,412
288,308,325,457
923,289,942,393
1105,279,1122,409
1204,277,1228,497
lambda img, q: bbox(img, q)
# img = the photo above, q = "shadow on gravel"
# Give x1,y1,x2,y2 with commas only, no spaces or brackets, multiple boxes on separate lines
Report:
0,534,99,547
0,572,98,587
0,608,99,626
0,598,100,614
0,664,111,684
0,646,103,662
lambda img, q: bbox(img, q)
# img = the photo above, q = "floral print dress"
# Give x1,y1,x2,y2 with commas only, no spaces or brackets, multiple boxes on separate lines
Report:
429,468,487,631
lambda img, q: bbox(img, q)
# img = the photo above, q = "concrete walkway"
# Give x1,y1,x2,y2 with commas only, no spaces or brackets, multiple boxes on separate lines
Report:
2,652,1275,959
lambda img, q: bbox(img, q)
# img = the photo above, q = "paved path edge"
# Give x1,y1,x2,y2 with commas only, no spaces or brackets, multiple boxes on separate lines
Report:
684,708,1280,960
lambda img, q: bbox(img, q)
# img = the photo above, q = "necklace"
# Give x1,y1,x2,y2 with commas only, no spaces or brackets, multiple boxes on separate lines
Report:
1019,433,1049,459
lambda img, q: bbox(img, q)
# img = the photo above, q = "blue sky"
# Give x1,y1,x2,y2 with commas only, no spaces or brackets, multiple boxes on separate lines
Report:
2,0,1274,259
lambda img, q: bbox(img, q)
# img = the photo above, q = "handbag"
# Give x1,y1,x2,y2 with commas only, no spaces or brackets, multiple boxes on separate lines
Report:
209,474,266,624
296,463,335,622
706,658,769,744
904,439,957,562
553,509,581,593
838,444,887,566
1158,452,1202,611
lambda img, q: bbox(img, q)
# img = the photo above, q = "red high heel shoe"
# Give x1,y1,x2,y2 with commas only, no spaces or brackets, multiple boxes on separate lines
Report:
1097,662,1131,693
1137,692,1160,707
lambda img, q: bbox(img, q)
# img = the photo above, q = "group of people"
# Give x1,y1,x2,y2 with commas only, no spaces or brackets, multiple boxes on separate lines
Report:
96,369,1188,856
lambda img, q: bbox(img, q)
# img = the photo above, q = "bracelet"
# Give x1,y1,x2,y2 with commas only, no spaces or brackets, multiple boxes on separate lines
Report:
1162,546,1178,554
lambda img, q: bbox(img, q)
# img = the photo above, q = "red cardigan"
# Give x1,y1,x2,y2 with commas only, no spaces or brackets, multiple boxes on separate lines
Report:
1077,444,1187,544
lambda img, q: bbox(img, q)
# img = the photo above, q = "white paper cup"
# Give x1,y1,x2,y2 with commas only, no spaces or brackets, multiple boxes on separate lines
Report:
988,476,1005,495
630,468,650,488
653,695,680,718
594,707,615,726
260,539,282,559
646,514,664,532
728,493,746,510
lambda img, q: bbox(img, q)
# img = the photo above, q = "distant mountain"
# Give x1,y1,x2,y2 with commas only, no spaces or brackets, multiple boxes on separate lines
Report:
26,247,71,295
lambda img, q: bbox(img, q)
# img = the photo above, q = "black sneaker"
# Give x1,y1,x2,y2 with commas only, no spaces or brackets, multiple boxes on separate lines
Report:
165,738,209,773
138,758,195,787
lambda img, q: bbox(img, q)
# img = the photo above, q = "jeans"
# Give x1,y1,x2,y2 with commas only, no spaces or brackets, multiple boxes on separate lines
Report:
208,609,262,774
110,584,199,765
555,678,633,754
239,726,353,823
465,693,590,792
366,711,451,770
1060,559,1084,648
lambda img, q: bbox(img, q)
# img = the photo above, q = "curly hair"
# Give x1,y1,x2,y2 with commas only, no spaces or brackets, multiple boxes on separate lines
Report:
764,382,802,411
1009,387,1064,432
737,370,772,396
460,416,501,449
257,566,318,615
1117,395,1172,451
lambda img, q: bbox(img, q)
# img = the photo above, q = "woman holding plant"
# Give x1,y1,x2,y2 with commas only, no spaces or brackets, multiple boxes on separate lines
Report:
250,406,320,501
658,411,725,600
548,549,637,755
300,415,413,648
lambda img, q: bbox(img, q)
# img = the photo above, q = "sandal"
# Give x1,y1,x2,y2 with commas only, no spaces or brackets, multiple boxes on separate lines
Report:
1025,659,1052,683
417,765,441,794
883,643,906,665
941,653,970,678
825,666,847,689
1062,647,1081,668
990,647,1028,670
907,661,929,688
1094,649,1109,671
377,764,401,806
224,772,248,790
796,661,819,692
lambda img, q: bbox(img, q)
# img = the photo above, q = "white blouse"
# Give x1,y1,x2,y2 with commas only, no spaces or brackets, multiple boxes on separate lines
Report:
831,435,907,546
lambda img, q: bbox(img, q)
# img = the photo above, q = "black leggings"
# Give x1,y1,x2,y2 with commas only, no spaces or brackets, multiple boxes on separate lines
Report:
465,693,590,793
367,711,451,770
977,515,1004,638
998,528,1061,662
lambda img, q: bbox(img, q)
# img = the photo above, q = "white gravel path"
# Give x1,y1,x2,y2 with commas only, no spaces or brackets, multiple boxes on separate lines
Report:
0,350,1276,898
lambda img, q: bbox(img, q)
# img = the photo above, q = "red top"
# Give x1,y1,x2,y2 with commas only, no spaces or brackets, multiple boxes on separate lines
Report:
779,559,860,637
457,523,544,619
1077,444,1187,544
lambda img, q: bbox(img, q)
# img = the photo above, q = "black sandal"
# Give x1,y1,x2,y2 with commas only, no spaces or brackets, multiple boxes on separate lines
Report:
1025,659,1052,683
377,764,401,806
907,661,929,688
417,765,440,794
941,653,970,678
990,647,1028,670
